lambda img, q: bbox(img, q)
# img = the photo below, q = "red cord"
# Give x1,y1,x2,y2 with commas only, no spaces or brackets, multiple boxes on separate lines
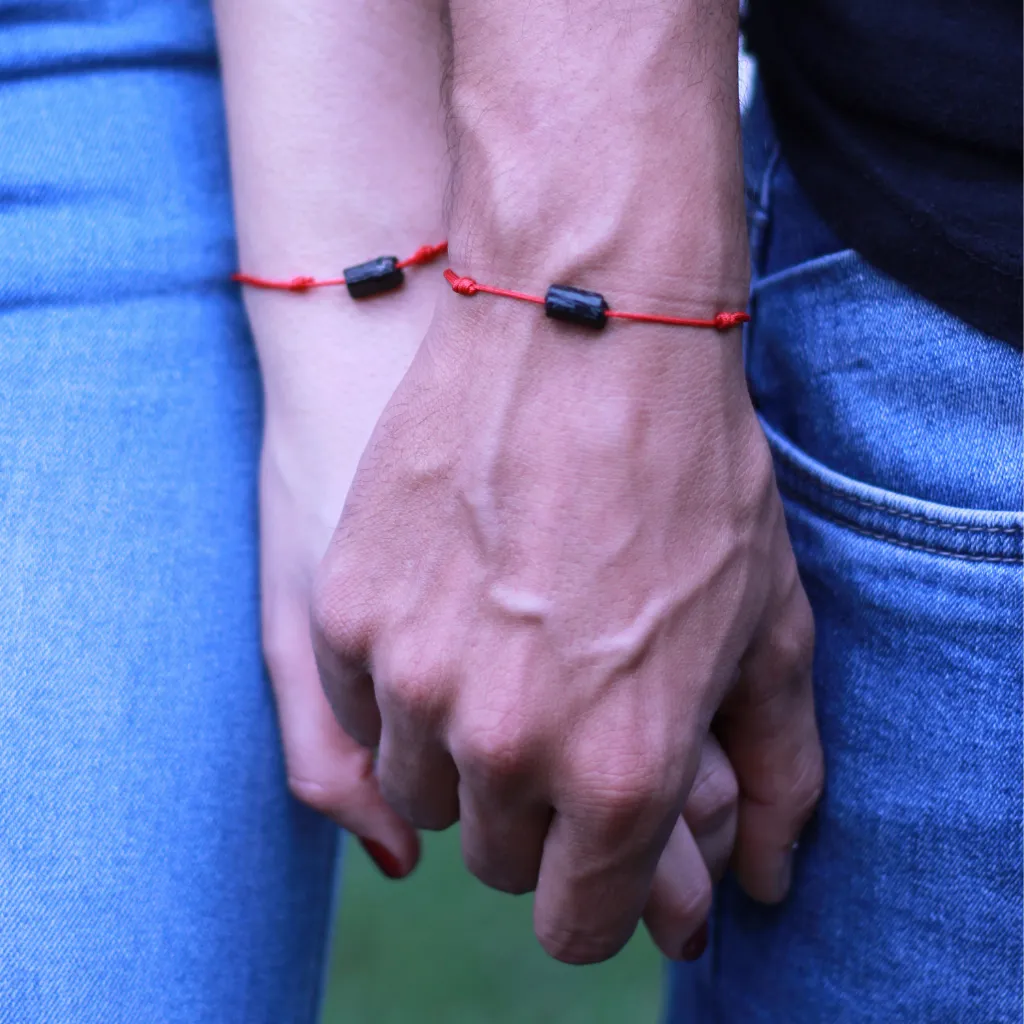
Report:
233,240,449,292
443,268,749,330
396,240,449,270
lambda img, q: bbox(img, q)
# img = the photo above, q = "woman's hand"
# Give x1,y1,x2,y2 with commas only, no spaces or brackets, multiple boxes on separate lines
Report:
213,0,450,880
255,284,440,880
260,400,419,878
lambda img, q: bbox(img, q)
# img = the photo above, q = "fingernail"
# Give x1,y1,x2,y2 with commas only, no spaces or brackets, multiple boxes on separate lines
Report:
680,922,708,962
359,837,406,880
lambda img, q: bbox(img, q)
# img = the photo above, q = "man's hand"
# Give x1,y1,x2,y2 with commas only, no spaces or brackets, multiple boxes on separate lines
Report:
309,0,822,964
312,285,822,962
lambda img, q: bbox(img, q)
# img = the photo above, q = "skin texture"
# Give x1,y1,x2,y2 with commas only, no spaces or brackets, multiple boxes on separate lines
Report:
212,3,737,939
312,0,824,965
213,0,451,873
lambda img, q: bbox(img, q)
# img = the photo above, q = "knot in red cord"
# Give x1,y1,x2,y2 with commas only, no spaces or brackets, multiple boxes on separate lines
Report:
713,311,750,330
443,269,478,296
287,276,317,291
404,241,448,267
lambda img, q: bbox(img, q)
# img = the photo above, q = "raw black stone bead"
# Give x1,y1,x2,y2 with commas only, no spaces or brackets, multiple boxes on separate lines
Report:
544,284,609,329
343,256,404,299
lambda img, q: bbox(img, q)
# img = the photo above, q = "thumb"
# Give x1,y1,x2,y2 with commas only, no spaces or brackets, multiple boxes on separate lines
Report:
265,604,420,879
716,547,824,904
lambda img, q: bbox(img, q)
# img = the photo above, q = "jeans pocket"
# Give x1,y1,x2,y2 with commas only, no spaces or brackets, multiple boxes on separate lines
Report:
763,415,1022,564
745,242,1023,513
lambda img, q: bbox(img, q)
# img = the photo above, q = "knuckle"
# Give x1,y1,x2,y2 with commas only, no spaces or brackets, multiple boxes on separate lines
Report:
455,719,533,789
583,765,672,840
309,577,365,658
286,748,374,815
286,773,336,814
379,647,449,720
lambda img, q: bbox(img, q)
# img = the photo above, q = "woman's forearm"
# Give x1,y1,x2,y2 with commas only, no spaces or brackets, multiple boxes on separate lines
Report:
214,0,448,421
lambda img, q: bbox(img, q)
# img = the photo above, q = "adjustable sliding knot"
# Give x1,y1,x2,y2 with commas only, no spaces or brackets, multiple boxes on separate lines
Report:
286,276,317,291
443,269,479,296
712,311,750,330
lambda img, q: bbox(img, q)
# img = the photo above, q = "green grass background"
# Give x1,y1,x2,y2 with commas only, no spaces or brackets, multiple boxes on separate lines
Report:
323,828,663,1024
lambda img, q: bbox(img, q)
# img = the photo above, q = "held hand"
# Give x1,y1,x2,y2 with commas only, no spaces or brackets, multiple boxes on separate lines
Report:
260,413,419,878
255,287,437,882
312,293,823,962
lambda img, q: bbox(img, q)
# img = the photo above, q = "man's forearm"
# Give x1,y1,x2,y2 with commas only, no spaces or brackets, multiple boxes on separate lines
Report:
445,0,748,310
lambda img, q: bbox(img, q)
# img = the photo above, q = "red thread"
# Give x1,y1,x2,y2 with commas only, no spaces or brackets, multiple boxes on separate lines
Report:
443,268,750,330
233,240,448,291
396,240,449,269
442,269,544,305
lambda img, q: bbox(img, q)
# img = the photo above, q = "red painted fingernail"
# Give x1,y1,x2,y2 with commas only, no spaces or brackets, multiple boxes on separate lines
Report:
359,837,406,880
680,922,708,962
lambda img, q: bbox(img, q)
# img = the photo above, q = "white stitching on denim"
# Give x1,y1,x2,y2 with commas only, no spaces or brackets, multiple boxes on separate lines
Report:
777,458,1023,535
803,509,1023,564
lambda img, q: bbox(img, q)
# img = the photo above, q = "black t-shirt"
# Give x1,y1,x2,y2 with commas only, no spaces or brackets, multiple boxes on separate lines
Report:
744,0,1022,346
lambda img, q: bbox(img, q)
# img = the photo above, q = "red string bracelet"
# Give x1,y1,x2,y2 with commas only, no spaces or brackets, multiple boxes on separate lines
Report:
233,241,448,299
443,268,750,331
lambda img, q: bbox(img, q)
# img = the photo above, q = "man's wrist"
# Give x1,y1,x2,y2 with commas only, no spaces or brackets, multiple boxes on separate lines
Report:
444,0,748,312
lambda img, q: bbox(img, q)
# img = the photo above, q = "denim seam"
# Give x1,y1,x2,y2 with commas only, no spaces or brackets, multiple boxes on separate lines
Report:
778,462,1022,535
778,494,1023,564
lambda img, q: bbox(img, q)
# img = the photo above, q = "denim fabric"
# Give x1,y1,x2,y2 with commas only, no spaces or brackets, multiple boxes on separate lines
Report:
666,85,1023,1023
0,5,339,1022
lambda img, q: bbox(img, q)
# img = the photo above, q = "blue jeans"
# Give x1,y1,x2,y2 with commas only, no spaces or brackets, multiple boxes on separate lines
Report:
665,87,1023,1022
0,5,338,1022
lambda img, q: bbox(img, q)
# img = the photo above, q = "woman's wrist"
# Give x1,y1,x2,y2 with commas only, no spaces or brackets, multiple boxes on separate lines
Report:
249,276,438,419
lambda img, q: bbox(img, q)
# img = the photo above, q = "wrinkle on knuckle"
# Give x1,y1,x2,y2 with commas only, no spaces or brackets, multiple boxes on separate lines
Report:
454,716,535,790
381,653,449,720
579,765,672,842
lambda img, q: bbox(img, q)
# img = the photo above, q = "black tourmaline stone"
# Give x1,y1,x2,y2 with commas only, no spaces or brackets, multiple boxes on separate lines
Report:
343,256,404,299
544,284,609,329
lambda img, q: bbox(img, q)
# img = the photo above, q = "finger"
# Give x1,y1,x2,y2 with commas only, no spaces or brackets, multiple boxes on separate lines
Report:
532,751,683,965
309,573,382,748
683,733,738,884
458,785,551,894
717,538,824,904
376,719,460,830
455,732,552,892
643,817,713,962
372,639,460,830
265,601,419,878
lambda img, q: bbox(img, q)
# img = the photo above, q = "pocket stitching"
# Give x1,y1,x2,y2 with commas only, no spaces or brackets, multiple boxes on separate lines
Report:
782,460,1022,536
799,504,1023,565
